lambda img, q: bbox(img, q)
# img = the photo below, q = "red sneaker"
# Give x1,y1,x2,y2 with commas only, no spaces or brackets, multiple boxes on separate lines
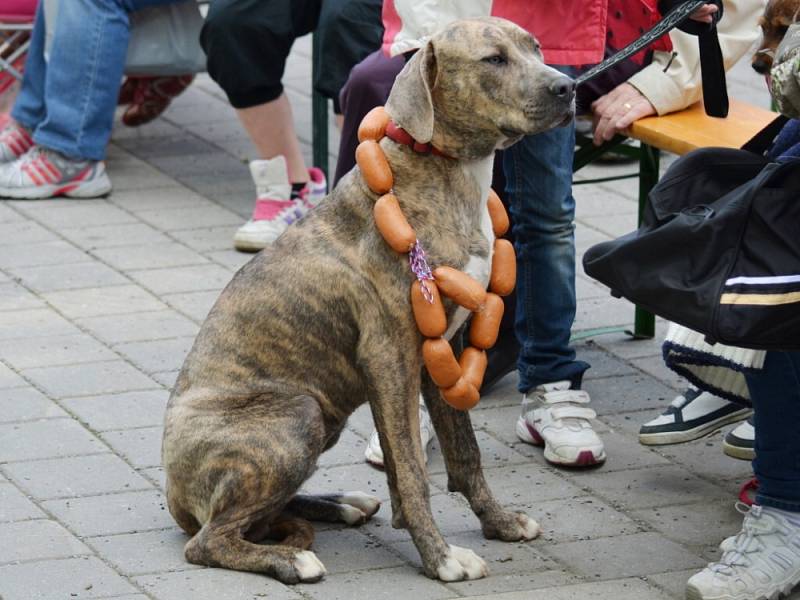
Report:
121,75,195,127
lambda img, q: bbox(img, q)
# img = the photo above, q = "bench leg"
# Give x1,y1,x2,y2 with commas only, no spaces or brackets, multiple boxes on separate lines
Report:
633,143,659,339
311,34,329,185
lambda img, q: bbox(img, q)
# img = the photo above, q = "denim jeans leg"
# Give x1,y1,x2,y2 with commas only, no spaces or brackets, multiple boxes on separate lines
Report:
503,120,589,394
31,0,176,160
10,1,48,130
749,351,800,512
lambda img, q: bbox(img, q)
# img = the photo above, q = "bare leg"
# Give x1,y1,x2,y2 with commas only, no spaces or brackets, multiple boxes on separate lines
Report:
236,93,309,183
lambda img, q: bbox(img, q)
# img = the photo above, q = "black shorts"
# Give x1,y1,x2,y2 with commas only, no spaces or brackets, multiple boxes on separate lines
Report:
201,0,383,110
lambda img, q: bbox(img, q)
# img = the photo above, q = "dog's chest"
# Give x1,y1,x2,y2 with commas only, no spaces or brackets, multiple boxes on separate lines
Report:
444,155,496,340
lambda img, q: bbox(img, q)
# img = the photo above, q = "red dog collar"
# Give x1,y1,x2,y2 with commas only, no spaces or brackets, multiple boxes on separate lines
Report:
384,121,454,159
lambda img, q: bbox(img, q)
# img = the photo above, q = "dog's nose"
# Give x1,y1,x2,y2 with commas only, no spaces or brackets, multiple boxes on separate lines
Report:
548,76,576,99
752,58,771,75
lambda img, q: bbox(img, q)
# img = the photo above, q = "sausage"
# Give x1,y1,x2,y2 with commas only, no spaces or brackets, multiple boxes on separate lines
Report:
487,189,509,237
469,293,504,349
432,266,487,312
356,140,393,194
374,193,416,253
358,106,391,142
411,280,447,337
441,377,480,411
422,338,462,388
489,238,516,296
458,347,488,390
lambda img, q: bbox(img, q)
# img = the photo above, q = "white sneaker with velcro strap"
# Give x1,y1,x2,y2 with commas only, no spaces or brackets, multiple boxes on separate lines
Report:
515,380,606,467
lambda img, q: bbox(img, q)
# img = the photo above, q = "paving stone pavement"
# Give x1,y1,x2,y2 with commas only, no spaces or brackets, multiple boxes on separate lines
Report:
1,36,797,600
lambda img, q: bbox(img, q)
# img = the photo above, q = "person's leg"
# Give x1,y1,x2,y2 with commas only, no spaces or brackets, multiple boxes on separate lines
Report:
202,0,319,184
503,123,588,392
503,101,604,467
0,0,176,199
751,351,800,509
9,0,47,132
314,0,383,104
334,50,405,184
687,351,800,600
27,0,174,161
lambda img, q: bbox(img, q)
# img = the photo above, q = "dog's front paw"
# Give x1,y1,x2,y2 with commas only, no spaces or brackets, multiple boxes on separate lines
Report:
337,491,381,525
293,550,327,583
482,510,540,542
435,545,488,581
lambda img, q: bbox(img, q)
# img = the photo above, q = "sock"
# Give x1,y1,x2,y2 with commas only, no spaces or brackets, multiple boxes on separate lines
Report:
290,181,307,199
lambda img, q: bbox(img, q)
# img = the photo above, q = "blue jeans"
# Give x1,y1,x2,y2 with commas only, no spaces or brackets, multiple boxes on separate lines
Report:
503,120,589,393
12,0,176,160
748,351,800,512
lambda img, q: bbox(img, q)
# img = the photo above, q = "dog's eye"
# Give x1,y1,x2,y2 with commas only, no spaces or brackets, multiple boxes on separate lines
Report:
483,55,507,66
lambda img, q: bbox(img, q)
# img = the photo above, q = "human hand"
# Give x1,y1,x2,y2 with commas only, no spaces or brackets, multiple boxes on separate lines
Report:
690,3,718,24
590,83,655,145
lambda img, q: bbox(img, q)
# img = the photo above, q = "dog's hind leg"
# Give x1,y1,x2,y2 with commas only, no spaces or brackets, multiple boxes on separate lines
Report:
421,372,540,543
185,519,326,583
286,493,381,525
170,393,330,583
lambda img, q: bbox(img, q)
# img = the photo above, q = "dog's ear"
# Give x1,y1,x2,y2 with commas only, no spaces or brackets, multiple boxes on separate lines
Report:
385,41,437,143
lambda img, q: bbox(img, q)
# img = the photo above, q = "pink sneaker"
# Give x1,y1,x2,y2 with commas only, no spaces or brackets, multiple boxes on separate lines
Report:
0,120,33,164
233,157,327,252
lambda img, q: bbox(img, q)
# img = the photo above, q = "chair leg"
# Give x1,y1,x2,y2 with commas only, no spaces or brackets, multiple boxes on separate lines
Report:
633,143,659,339
311,33,329,185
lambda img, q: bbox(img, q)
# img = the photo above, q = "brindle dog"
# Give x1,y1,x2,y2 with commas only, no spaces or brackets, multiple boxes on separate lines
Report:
753,0,800,74
163,17,575,584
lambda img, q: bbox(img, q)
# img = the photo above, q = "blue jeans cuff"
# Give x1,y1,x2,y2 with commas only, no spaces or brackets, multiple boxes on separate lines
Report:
756,492,800,513
518,360,590,393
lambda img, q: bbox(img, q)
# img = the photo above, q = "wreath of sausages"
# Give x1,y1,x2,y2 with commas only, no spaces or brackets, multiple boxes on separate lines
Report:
356,106,516,411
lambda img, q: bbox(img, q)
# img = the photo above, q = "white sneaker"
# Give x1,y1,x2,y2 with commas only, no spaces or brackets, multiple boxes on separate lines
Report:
639,388,751,446
233,157,327,252
365,397,435,468
0,120,33,164
0,146,111,199
687,504,800,600
515,380,606,467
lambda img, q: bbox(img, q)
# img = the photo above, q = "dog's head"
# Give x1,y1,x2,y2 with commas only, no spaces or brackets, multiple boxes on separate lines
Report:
385,17,575,160
753,0,800,74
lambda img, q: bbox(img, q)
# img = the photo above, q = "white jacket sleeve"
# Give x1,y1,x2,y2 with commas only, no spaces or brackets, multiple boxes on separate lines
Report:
387,0,492,57
626,0,766,115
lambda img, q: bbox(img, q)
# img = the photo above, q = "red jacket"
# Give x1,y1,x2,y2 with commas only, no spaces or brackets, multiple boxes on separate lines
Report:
382,0,671,66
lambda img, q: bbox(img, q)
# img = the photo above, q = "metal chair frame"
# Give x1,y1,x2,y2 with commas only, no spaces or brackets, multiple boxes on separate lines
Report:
0,20,33,87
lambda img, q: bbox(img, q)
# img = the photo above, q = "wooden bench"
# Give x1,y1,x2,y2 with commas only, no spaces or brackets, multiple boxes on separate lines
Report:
573,98,779,339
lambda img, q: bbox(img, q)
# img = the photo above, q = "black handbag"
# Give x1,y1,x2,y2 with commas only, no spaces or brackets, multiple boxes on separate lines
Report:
582,147,800,350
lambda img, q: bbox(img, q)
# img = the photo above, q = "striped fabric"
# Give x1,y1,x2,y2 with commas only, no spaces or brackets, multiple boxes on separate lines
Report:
721,275,800,306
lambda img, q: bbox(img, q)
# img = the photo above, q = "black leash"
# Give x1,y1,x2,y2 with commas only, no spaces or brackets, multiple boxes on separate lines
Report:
575,0,728,117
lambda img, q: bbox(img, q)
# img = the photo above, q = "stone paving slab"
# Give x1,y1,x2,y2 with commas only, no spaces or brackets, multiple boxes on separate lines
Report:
0,45,789,600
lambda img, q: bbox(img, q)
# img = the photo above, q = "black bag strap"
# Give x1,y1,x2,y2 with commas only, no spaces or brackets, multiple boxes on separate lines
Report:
668,0,728,117
740,115,790,154
576,0,728,117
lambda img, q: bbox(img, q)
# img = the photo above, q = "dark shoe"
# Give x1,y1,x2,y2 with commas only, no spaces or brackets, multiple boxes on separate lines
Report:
723,417,755,461
639,388,751,446
481,329,519,393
